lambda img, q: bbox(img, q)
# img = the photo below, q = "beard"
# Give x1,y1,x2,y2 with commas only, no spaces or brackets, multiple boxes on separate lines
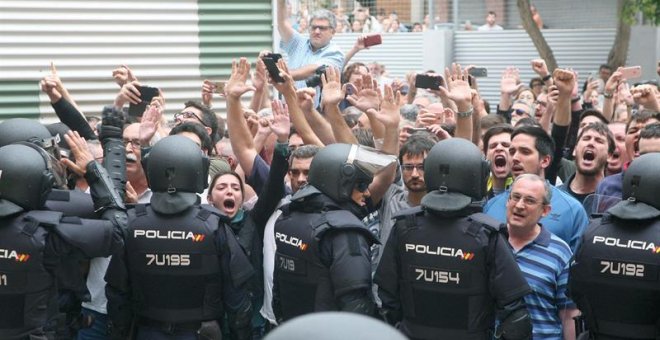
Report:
577,157,607,176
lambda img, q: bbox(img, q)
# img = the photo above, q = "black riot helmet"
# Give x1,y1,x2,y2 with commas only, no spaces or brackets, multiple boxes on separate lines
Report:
608,153,660,220
307,143,396,203
0,144,63,216
143,135,209,214
422,138,489,212
0,118,53,147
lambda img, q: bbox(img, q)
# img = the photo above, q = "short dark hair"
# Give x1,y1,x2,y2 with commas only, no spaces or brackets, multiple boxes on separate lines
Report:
599,64,613,71
488,11,497,16
579,109,608,125
289,145,319,167
209,170,244,197
577,121,615,155
529,77,543,88
482,124,513,154
169,122,213,154
183,100,218,142
399,133,435,164
512,125,555,161
342,62,367,84
640,122,660,139
480,114,506,131
514,117,540,128
626,110,660,133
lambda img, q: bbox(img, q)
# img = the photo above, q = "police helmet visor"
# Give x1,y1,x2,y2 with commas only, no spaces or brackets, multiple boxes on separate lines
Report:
347,145,397,178
14,141,67,189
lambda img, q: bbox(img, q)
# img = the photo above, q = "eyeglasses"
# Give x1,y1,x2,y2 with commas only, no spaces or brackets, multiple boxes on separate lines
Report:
355,181,370,192
310,25,331,32
175,111,209,127
513,109,530,116
401,163,424,172
508,192,543,207
289,169,309,177
123,138,141,148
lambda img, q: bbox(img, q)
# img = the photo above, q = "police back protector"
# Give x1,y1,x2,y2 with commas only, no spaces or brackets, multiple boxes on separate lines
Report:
0,211,60,338
393,209,500,339
570,215,660,339
126,204,224,323
274,208,372,319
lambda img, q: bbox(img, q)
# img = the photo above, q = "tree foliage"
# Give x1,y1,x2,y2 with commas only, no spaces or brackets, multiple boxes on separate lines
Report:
621,0,659,25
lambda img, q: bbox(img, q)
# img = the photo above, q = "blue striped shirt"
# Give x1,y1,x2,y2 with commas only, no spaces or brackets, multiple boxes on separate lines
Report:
509,226,576,340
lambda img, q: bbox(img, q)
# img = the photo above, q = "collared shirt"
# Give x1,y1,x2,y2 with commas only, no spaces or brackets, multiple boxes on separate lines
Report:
507,226,576,340
280,30,344,106
484,182,589,252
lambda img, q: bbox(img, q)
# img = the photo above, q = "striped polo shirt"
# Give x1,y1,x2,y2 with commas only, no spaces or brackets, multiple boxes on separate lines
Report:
509,225,576,340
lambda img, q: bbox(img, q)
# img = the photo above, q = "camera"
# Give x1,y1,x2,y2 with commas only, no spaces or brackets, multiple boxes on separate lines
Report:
305,65,328,88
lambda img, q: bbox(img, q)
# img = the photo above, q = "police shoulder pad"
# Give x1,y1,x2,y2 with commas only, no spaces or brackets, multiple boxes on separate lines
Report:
391,206,424,221
24,210,63,228
312,210,378,244
199,204,230,221
467,212,503,235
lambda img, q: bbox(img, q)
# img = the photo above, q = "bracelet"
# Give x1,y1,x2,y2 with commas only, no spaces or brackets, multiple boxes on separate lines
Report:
542,74,552,82
456,107,473,118
603,91,613,99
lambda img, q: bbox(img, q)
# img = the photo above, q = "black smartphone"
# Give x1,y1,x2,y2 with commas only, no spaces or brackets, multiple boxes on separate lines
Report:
468,67,488,78
262,57,285,83
265,53,283,62
128,85,159,117
415,74,444,90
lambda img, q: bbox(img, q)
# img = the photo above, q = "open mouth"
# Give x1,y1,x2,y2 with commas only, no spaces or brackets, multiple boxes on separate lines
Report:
223,198,236,211
494,155,507,168
611,151,620,160
583,150,595,162
634,140,640,157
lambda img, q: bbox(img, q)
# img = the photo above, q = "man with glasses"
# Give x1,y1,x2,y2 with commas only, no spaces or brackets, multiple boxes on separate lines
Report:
484,125,589,252
371,134,435,272
505,174,579,340
276,0,344,90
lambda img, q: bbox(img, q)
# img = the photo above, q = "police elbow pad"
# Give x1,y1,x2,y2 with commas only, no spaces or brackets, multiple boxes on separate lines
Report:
499,307,532,340
85,161,126,213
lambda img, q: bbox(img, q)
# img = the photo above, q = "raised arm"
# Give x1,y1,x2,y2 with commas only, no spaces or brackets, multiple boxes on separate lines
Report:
225,58,259,176
441,63,473,142
367,84,400,205
277,0,295,43
602,68,623,122
272,59,325,147
297,88,336,144
321,67,357,144
347,74,386,140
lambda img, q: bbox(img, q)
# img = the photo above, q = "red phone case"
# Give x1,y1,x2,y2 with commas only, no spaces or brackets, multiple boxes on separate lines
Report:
364,34,382,47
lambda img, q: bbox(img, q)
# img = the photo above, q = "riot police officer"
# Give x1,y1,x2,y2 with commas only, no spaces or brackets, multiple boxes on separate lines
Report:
374,138,533,340
0,118,96,217
105,135,254,340
272,143,396,322
0,139,127,339
570,152,660,340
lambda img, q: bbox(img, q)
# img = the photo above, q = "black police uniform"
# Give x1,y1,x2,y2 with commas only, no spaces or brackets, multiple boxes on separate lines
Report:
569,153,660,340
272,188,378,321
272,143,395,323
105,204,254,339
375,208,531,340
104,135,254,340
0,144,127,340
374,138,532,340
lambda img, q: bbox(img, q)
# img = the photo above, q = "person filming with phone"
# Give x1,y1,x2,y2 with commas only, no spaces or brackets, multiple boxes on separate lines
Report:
276,0,344,91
